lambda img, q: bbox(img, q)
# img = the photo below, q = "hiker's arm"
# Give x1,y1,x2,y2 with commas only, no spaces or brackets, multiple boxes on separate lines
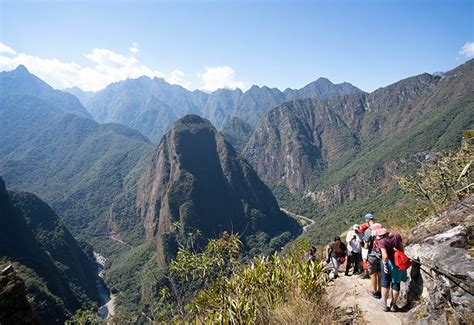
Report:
381,247,389,273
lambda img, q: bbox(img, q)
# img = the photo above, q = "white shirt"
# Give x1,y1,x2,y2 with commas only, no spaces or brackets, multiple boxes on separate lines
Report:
346,230,363,253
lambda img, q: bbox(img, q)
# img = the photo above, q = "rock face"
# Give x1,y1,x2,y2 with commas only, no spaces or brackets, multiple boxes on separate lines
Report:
0,267,39,325
244,96,365,191
244,60,474,203
137,115,300,266
401,194,474,324
221,117,254,151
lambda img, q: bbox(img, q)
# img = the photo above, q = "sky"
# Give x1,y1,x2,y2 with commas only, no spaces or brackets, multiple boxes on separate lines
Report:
0,0,473,92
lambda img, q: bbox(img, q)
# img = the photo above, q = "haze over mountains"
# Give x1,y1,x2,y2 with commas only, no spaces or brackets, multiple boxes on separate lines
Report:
0,60,472,322
67,74,362,143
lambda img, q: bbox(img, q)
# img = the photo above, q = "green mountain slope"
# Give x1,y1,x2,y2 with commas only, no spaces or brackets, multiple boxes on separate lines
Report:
0,178,100,323
0,69,154,249
244,59,474,244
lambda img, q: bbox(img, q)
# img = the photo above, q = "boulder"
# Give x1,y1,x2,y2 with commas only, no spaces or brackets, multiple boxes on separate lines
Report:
400,195,473,324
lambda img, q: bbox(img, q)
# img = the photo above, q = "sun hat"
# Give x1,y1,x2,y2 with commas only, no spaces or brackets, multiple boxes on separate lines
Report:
364,213,374,221
374,228,388,237
353,224,360,230
371,223,382,231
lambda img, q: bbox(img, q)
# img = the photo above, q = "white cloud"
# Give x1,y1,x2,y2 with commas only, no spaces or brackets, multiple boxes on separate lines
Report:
198,66,244,91
459,41,474,58
0,42,16,55
0,42,191,91
129,41,139,54
165,69,190,88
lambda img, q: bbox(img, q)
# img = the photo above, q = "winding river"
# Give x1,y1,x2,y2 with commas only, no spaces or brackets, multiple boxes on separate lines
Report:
94,252,116,320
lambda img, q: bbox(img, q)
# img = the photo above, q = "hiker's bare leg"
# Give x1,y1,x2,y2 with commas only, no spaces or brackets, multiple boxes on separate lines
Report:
392,289,400,305
376,272,381,292
370,273,377,292
381,286,390,303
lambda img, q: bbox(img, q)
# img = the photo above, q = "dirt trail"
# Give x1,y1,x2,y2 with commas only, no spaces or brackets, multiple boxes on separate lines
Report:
328,275,403,324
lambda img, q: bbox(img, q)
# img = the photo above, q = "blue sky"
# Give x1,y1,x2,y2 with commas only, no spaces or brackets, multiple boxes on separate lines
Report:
1,0,473,92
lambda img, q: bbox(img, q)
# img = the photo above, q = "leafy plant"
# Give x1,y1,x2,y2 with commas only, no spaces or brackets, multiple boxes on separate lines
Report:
170,235,330,323
396,135,473,211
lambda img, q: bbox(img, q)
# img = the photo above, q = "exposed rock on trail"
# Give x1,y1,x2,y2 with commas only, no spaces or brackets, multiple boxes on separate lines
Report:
328,276,403,324
401,194,474,324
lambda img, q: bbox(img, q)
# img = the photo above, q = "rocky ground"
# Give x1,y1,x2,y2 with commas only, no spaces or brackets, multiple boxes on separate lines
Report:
329,275,403,324
401,194,474,324
328,194,473,324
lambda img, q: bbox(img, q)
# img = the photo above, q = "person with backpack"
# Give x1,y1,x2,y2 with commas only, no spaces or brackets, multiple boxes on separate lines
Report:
363,214,383,299
374,228,408,312
345,224,363,276
359,224,370,278
325,236,347,279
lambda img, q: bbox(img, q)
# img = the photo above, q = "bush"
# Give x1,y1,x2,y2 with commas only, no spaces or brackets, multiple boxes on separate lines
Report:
170,235,330,323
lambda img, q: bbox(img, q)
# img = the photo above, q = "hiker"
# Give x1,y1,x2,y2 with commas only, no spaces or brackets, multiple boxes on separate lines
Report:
363,213,383,299
325,236,347,279
359,224,370,278
345,224,363,276
305,246,317,265
375,228,408,312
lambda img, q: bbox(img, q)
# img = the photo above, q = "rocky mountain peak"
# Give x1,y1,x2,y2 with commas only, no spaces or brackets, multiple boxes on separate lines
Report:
137,115,299,266
13,64,29,74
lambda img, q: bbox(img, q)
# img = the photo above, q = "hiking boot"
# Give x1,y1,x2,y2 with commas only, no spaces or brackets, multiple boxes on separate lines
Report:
367,290,379,299
390,303,401,312
345,273,351,277
376,291,381,299
376,299,389,312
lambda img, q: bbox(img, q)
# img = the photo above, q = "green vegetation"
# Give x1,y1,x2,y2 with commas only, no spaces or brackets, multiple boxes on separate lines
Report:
394,134,473,226
0,179,100,323
167,234,331,324
271,185,320,218
105,240,158,321
66,308,103,325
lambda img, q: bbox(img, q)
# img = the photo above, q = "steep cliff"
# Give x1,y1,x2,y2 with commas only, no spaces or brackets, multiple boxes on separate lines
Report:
245,60,473,209
0,178,100,323
137,115,300,266
401,194,473,324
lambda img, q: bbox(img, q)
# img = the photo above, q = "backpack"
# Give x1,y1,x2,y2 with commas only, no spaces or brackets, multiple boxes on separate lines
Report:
394,249,411,271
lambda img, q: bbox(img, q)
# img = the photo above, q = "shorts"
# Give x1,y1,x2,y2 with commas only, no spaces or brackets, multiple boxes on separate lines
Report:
368,255,381,274
381,260,401,291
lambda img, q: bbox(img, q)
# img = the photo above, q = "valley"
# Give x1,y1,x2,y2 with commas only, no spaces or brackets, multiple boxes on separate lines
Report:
0,59,472,323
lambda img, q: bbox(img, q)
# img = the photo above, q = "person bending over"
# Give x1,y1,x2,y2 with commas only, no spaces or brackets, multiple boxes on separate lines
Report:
325,236,347,279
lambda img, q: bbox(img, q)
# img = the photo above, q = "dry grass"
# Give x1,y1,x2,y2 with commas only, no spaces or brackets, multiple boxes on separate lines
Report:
269,295,333,324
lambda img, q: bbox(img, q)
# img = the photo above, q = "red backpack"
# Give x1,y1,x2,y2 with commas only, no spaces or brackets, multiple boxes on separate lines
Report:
394,249,411,271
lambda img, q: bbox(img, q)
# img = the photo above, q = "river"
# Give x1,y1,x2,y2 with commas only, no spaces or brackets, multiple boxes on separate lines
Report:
94,252,116,320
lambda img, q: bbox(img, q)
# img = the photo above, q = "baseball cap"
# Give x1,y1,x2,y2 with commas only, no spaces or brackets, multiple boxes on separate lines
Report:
364,213,374,221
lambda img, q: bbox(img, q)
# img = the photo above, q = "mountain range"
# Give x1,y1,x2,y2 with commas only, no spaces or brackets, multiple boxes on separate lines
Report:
67,75,361,143
0,65,301,321
0,59,472,321
243,59,474,244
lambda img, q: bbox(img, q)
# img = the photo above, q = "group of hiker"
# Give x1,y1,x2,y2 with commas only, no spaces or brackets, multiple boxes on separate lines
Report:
314,213,410,312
